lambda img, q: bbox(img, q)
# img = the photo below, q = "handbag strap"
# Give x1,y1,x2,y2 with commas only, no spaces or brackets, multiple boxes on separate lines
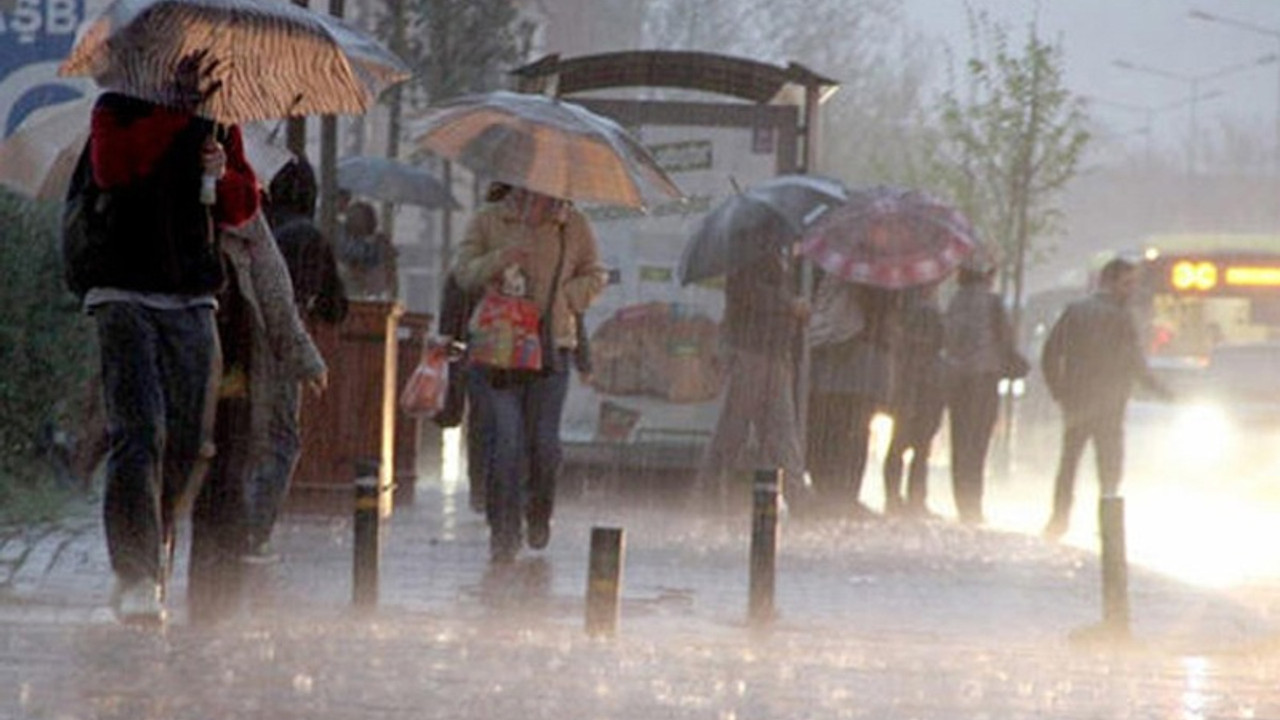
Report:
545,225,568,320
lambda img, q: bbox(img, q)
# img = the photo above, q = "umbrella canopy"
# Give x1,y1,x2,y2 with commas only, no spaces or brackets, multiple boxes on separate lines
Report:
679,174,847,285
411,90,683,209
798,185,978,289
58,0,410,124
0,96,294,200
336,155,459,209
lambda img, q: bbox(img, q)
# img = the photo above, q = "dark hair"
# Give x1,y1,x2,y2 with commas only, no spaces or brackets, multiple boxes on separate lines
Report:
1099,257,1136,285
485,182,513,202
267,157,317,217
958,264,995,286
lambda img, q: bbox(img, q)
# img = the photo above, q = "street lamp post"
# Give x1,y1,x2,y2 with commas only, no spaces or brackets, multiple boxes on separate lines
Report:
1112,53,1277,178
1087,92,1222,166
1190,10,1280,181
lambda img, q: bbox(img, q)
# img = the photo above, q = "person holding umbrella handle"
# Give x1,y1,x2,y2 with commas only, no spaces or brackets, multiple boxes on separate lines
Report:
71,50,259,626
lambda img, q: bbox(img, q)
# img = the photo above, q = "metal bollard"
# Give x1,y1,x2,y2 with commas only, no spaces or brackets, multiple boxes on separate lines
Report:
748,468,780,627
1099,495,1130,638
352,459,381,609
585,526,625,637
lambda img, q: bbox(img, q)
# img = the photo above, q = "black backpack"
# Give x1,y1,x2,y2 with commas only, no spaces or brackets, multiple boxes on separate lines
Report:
61,140,113,300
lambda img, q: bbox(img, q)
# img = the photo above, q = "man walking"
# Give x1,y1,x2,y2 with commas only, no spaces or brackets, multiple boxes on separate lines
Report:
1040,257,1168,540
68,78,259,624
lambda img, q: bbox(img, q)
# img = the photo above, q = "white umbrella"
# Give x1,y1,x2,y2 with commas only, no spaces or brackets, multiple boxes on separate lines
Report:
0,96,294,200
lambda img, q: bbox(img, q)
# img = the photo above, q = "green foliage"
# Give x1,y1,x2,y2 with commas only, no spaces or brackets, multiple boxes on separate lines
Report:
931,9,1091,301
0,190,95,496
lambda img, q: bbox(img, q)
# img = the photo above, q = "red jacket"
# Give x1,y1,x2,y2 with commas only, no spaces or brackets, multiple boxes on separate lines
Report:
91,98,258,228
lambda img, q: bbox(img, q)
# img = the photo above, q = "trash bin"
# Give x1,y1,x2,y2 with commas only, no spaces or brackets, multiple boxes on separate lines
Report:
289,299,403,516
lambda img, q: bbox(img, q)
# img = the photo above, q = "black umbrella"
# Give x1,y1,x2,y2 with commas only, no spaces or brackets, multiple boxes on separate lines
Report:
678,174,847,285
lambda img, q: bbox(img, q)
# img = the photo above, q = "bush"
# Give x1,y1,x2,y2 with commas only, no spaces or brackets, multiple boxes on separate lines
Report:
0,189,96,514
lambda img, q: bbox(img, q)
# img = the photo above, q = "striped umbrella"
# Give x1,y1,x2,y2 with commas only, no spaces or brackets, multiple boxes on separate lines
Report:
411,91,683,209
57,0,410,124
799,185,978,289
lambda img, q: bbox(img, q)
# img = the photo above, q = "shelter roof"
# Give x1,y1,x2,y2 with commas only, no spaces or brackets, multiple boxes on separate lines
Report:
511,51,839,104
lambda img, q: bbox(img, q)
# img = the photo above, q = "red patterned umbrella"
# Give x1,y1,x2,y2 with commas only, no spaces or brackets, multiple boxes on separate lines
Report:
799,185,978,288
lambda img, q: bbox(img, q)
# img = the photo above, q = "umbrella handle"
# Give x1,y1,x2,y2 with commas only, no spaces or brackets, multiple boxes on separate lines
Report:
199,126,222,205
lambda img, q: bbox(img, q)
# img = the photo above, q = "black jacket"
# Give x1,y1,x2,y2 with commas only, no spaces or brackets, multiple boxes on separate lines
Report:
1041,291,1159,419
66,93,224,296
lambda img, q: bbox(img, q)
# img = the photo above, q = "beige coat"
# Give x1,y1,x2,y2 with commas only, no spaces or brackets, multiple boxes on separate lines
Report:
454,202,605,350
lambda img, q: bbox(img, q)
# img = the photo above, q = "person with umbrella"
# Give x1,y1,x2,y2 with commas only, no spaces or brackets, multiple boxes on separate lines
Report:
697,242,810,508
65,52,260,625
452,185,605,564
799,186,980,519
335,199,398,299
882,283,947,518
806,278,901,519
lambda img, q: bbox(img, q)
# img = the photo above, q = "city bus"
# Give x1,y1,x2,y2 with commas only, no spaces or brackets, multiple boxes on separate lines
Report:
1135,234,1280,360
1111,234,1280,479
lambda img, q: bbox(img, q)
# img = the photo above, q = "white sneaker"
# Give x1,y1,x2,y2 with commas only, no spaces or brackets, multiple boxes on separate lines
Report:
111,579,166,626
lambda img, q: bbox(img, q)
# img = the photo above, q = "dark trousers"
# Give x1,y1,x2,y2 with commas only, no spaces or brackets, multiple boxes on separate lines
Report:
96,303,217,585
947,372,1000,523
465,365,493,514
1049,410,1125,526
883,397,945,511
806,391,878,502
483,358,570,555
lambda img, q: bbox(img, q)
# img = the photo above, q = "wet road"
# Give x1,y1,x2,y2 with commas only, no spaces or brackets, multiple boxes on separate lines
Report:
2,463,1279,719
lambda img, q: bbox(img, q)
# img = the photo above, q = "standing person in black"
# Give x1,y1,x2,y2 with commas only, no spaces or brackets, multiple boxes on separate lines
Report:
942,259,1009,525
1040,258,1167,540
882,284,946,518
807,278,899,519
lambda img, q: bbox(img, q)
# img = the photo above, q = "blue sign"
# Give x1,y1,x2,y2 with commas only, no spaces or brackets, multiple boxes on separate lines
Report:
1,0,89,136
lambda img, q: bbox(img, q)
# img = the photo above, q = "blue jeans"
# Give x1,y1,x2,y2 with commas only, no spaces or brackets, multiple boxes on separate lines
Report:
96,302,217,585
482,356,570,554
464,365,493,513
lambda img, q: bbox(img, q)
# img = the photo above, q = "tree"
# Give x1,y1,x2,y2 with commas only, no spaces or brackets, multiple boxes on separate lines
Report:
931,9,1090,338
386,0,531,110
0,192,95,499
641,0,933,185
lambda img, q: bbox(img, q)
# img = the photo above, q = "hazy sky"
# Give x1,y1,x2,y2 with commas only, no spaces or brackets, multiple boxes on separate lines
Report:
902,0,1280,147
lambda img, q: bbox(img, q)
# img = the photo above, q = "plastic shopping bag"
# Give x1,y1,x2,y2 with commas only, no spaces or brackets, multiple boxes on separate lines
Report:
399,340,450,416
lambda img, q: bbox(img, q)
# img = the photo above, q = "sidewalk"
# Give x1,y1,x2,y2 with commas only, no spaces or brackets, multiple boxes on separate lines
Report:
2,480,1279,719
